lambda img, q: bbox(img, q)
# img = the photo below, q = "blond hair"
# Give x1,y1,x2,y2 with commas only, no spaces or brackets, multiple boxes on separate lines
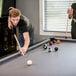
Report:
8,7,21,17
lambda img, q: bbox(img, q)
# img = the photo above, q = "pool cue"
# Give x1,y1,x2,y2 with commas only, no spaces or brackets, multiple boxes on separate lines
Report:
14,34,24,55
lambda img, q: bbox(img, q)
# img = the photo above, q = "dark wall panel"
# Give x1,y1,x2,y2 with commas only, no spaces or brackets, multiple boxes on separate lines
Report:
2,0,16,17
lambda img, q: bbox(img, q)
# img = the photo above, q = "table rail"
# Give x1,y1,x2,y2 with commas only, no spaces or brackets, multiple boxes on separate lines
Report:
0,38,49,65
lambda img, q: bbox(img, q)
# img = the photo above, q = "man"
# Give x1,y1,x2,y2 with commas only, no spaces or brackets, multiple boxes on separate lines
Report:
8,7,30,55
67,3,76,39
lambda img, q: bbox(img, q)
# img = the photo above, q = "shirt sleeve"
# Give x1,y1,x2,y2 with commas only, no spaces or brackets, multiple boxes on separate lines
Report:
19,20,28,33
71,3,76,9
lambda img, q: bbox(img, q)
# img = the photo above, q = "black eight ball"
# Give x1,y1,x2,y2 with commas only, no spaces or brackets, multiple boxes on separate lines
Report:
54,47,58,51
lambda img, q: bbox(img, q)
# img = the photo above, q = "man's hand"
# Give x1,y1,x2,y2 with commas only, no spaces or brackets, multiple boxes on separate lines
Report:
19,47,27,56
14,34,26,56
67,7,73,19
8,16,13,29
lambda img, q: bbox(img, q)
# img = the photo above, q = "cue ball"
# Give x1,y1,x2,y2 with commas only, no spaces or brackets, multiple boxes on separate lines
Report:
27,60,32,66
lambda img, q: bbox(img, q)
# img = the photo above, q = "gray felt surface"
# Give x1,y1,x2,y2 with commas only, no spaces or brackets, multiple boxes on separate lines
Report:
0,41,76,76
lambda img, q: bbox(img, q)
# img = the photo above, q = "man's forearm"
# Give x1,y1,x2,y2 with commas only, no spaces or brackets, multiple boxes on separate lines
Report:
24,36,30,50
23,32,30,51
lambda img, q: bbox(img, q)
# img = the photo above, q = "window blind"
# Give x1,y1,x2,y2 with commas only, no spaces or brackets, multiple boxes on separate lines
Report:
43,0,74,32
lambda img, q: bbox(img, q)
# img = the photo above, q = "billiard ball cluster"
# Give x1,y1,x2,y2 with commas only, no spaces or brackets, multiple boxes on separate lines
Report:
49,38,61,46
43,38,60,52
43,44,59,52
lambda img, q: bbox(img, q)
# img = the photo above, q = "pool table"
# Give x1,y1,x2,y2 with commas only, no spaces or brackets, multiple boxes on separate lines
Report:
0,38,76,76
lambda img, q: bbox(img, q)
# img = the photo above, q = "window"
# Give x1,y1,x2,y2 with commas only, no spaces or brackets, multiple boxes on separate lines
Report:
39,0,75,37
0,0,3,17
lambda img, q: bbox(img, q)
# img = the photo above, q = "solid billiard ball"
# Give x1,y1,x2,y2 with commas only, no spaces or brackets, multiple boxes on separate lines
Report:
51,38,54,40
56,40,61,44
27,60,32,66
50,38,56,44
54,47,58,51
50,37,56,41
52,40,56,44
49,41,52,46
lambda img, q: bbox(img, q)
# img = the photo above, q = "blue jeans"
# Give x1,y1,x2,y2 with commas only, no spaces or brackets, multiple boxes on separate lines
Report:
18,33,34,47
18,33,24,47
